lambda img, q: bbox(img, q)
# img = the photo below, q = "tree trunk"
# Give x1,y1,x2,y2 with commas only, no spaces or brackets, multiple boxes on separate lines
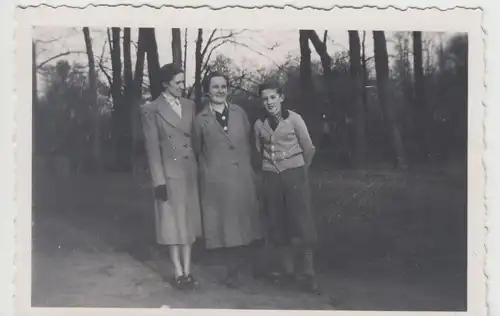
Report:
299,30,314,108
349,30,366,167
135,29,146,96
172,28,182,67
143,28,162,100
194,29,203,111
361,31,368,108
121,27,134,172
307,30,334,101
110,27,132,171
183,29,188,96
131,28,147,173
373,31,408,170
32,41,38,108
83,27,102,172
124,28,134,94
32,40,40,155
412,31,429,162
298,30,321,152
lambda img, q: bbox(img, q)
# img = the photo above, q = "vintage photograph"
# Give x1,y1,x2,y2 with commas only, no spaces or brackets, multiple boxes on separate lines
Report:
13,5,485,314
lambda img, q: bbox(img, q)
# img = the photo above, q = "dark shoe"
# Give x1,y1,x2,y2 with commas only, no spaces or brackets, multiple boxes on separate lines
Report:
172,275,187,290
225,269,240,288
271,272,295,287
184,274,200,290
298,274,319,293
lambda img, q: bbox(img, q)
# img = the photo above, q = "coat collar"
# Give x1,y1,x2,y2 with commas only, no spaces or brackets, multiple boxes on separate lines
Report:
154,94,192,135
200,102,239,144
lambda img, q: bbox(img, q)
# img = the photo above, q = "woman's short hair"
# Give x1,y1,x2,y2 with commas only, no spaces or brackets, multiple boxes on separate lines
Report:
258,80,284,96
202,71,229,93
159,63,184,84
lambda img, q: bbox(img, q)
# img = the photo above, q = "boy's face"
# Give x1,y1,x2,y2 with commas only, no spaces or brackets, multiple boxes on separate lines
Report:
261,89,284,117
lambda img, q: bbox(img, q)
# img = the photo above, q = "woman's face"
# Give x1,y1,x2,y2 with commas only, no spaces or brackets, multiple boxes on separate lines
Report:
260,88,284,117
164,72,185,98
207,76,228,105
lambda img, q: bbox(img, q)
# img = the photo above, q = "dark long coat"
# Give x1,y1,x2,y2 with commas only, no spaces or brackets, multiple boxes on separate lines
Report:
193,103,262,249
141,95,202,245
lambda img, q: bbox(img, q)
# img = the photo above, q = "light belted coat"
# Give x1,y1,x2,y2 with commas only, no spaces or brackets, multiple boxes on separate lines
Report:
193,103,263,249
141,94,202,246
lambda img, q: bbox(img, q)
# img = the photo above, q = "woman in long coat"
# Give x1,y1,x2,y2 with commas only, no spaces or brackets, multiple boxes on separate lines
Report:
193,72,262,287
141,63,202,290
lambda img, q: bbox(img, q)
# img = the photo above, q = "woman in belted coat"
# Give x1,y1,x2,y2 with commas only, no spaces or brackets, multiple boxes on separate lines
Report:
141,63,202,290
193,72,263,287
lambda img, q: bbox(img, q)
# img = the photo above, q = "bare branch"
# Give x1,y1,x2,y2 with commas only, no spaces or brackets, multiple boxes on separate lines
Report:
201,40,231,74
200,29,217,58
34,36,68,45
99,58,113,87
323,30,328,44
225,39,284,70
37,50,86,69
107,28,113,56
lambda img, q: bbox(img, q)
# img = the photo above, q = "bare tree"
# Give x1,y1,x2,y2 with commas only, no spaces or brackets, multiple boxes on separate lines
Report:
299,30,314,107
349,30,365,167
109,27,133,171
32,41,38,107
131,29,147,172
142,28,162,100
194,29,204,110
373,31,408,169
172,28,182,67
36,50,87,70
83,27,102,171
361,31,368,107
412,31,429,162
183,29,188,95
307,30,334,100
124,28,134,96
134,29,146,96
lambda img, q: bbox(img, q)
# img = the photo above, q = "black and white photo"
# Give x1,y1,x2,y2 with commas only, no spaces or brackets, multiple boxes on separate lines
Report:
13,4,486,315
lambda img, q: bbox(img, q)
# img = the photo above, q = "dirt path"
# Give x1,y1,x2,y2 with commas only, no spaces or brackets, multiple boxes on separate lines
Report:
32,212,463,310
31,171,466,310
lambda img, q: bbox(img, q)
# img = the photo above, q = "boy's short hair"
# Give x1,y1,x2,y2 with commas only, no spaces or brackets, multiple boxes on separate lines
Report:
258,81,284,96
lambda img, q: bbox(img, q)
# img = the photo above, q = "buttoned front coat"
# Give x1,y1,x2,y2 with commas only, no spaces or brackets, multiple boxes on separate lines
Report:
193,103,262,249
141,94,202,246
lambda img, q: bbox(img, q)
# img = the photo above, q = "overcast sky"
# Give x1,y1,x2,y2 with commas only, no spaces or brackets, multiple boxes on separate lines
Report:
33,27,452,89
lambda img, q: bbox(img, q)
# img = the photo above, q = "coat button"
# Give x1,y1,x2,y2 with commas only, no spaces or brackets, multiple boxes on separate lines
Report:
183,144,188,148
229,145,235,150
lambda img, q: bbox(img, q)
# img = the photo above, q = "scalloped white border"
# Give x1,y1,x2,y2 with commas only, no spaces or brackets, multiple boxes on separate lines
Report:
3,1,498,316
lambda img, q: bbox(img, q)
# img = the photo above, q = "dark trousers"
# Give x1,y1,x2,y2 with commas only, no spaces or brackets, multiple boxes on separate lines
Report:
262,166,318,276
262,166,318,247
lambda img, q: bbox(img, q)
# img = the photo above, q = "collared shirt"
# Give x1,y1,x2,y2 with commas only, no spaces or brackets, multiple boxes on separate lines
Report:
163,92,182,118
254,110,315,173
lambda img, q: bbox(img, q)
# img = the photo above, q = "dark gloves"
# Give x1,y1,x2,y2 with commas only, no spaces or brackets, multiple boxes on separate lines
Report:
154,184,168,201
